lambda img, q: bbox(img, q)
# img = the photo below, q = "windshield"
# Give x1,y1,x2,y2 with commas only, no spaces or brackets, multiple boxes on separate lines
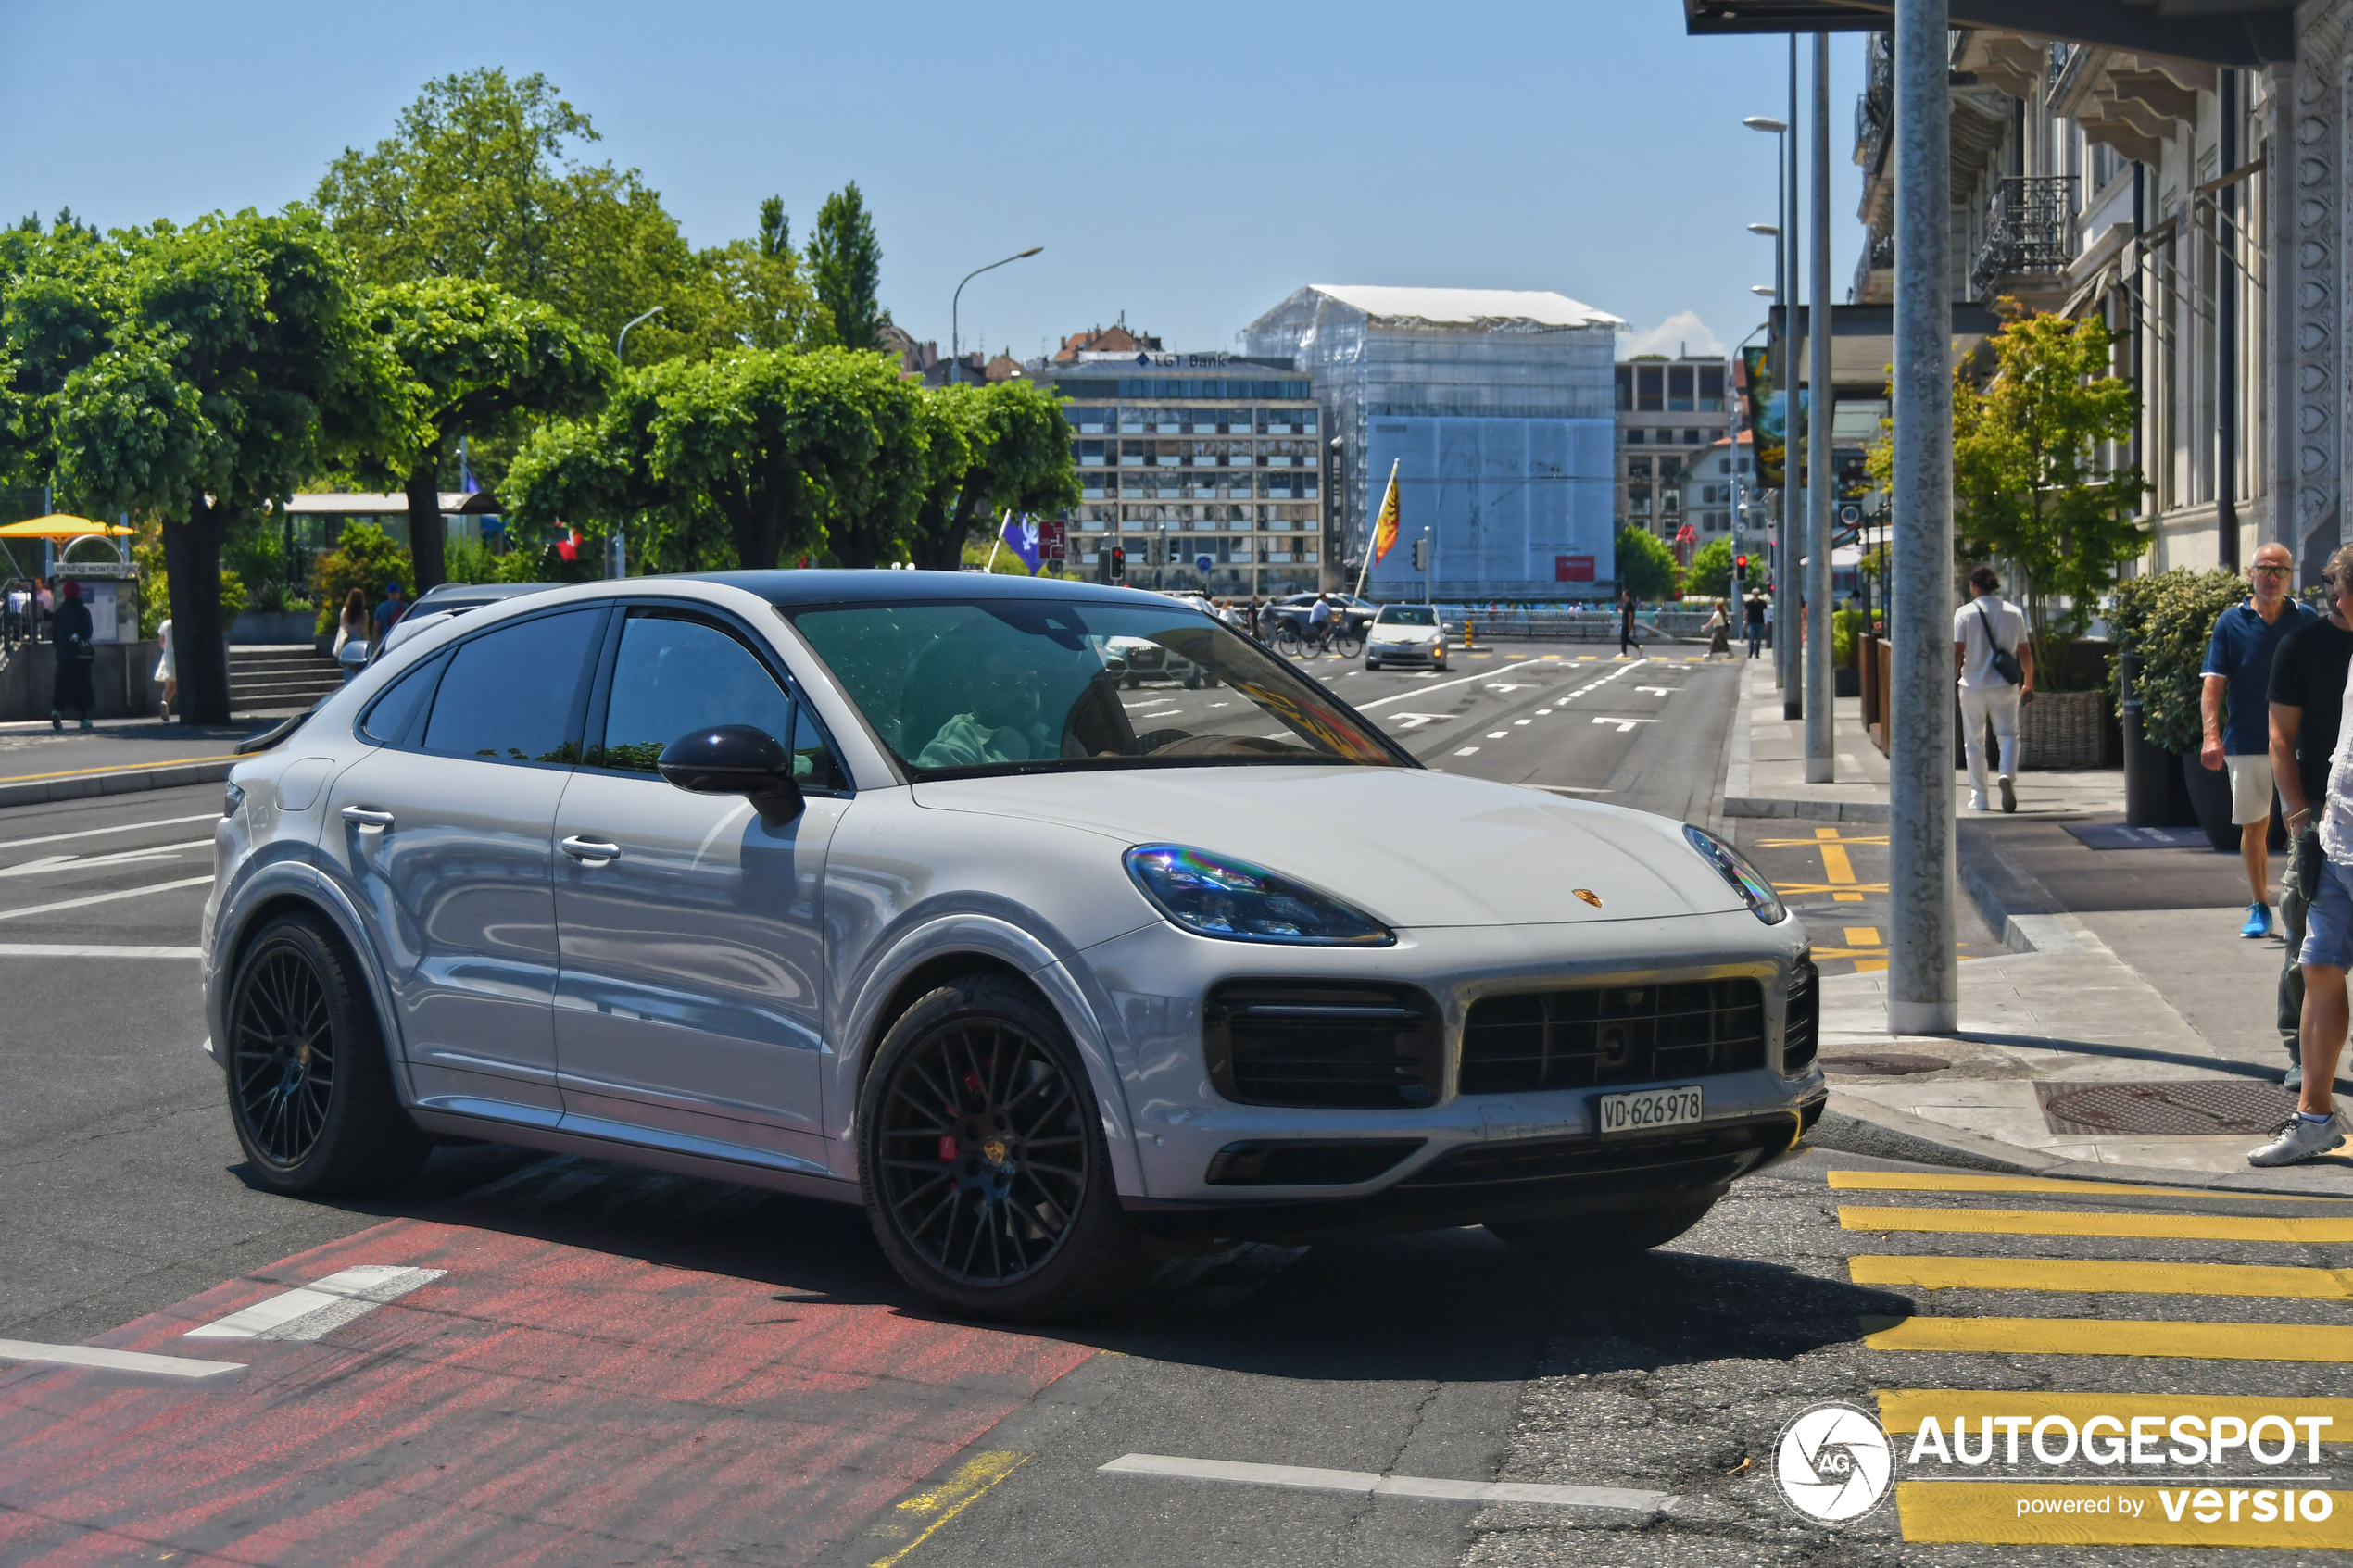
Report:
785,598,1404,779
1377,606,1436,626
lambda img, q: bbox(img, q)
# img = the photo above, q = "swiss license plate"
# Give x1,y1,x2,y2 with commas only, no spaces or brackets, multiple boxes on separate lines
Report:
1596,1085,1704,1136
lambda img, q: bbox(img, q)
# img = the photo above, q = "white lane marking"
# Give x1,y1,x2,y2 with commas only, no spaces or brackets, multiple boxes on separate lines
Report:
1352,659,1548,712
1513,719,1531,726
0,943,202,959
1591,716,1657,734
0,1339,244,1379
0,875,214,923
0,812,217,852
1387,713,1450,730
1485,731,1507,739
1635,685,1679,696
185,1265,446,1342
1453,746,1479,756
1482,683,1529,693
1534,709,1554,715
1098,1454,1673,1513
0,840,213,878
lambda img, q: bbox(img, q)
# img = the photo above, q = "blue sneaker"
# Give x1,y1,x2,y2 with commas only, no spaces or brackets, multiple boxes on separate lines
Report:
2242,902,2273,938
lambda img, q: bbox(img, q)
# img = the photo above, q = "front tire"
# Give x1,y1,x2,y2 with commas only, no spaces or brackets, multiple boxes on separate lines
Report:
859,976,1141,1320
1485,1195,1717,1257
224,912,428,1196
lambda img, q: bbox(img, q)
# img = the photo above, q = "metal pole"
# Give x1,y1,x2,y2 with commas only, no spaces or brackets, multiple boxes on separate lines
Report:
1780,34,1804,720
1891,0,1957,1035
613,307,664,581
1805,31,1835,781
953,247,1044,382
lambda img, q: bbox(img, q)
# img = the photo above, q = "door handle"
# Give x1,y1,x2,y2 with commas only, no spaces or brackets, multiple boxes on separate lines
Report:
561,835,622,863
340,806,395,831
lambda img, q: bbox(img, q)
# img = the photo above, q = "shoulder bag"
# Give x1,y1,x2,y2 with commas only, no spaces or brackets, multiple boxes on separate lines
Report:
1974,598,2024,685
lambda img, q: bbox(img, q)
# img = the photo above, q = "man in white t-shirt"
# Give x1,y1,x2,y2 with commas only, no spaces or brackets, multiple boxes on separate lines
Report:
1952,563,2034,813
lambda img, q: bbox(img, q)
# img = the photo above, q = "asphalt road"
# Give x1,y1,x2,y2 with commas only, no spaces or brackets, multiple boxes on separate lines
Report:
3,646,2342,1565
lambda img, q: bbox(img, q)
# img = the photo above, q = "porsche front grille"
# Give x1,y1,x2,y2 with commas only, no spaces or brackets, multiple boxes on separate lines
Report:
1204,981,1444,1110
1458,979,1768,1095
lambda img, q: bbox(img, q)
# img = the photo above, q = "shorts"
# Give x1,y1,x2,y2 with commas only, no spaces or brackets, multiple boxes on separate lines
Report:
2225,752,2276,826
2300,857,2353,969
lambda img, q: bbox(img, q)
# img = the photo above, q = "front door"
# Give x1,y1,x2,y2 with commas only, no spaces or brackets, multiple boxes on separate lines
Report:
322,606,609,1122
551,607,852,1172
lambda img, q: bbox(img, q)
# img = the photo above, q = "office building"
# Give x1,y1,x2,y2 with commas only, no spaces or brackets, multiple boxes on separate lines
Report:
1616,356,1733,539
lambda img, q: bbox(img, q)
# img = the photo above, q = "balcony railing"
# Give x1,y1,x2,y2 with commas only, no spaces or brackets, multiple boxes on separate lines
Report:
1970,176,2076,299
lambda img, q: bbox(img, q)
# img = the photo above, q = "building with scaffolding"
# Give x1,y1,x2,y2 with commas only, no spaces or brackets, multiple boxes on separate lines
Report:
1242,285,1623,601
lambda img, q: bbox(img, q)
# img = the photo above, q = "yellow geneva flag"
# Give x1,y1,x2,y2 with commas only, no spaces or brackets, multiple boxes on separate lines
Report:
1371,460,1401,564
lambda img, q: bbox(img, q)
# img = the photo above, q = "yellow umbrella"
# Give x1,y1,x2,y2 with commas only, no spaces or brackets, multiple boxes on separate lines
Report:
0,514,136,539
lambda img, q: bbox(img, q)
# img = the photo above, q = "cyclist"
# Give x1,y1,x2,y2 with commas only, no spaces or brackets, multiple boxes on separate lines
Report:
1308,593,1336,656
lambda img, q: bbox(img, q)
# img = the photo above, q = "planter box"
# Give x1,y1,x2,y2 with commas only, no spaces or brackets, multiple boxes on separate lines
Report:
2019,688,2108,769
227,609,318,645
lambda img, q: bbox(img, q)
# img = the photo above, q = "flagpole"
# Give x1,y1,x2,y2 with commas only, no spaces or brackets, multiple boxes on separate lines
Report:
985,510,1005,573
1355,459,1398,600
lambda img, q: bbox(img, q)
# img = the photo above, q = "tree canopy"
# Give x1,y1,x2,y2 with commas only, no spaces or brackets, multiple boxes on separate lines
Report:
910,382,1081,571
808,182,885,354
1614,523,1679,601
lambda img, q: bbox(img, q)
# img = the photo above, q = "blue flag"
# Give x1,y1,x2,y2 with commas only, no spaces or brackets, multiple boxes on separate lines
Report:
999,512,1041,574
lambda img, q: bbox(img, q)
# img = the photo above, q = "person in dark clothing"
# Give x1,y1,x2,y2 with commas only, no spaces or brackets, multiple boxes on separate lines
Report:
49,579,95,731
1618,590,1642,658
1744,591,1768,659
2269,542,2353,1088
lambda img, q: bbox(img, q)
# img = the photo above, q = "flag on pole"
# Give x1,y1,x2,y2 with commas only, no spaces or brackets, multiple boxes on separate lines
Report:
999,512,1042,574
1371,460,1402,564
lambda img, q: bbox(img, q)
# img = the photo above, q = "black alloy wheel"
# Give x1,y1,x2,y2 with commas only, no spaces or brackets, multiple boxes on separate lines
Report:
233,938,337,1167
860,977,1139,1319
224,912,428,1195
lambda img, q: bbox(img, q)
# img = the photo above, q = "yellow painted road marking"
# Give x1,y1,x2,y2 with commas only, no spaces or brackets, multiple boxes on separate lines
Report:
1897,1483,2353,1547
1755,834,1890,847
0,754,243,785
1844,925,1882,947
1852,1254,2353,1298
1831,1171,2353,1204
1875,1389,2353,1439
1773,881,1891,897
1839,1206,2353,1243
1815,825,1865,902
866,1450,1031,1568
1866,1315,2353,1361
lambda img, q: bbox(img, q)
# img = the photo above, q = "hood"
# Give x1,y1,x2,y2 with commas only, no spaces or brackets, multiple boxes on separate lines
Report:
910,766,1747,928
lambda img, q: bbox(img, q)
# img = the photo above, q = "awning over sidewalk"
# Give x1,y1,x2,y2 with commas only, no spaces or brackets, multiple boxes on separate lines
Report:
282,493,501,516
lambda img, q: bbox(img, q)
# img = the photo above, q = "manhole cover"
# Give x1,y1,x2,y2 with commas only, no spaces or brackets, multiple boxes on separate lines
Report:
2036,1079,2296,1136
1821,1052,1950,1076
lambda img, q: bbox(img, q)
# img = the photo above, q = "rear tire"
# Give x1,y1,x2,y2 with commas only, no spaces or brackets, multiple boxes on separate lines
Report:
859,976,1142,1321
1485,1195,1717,1257
224,911,428,1197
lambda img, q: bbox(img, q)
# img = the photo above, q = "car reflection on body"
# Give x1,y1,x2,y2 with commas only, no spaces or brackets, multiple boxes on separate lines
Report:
202,571,1823,1320
1365,604,1451,671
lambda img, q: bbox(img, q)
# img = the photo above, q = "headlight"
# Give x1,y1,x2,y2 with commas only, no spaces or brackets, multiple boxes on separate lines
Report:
1125,844,1393,946
1683,824,1787,923
221,780,245,820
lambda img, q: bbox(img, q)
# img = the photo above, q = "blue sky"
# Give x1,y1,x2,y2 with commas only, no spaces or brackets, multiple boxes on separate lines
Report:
0,1,1862,363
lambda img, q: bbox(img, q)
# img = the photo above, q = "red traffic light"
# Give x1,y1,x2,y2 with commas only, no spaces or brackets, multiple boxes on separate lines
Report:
1736,554,1749,572
1109,546,1126,580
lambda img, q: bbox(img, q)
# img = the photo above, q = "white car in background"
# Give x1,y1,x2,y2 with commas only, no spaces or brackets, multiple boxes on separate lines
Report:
202,572,1821,1321
1365,603,1451,671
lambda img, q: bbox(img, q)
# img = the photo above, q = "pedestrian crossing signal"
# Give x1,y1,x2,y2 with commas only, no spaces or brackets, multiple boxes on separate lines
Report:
1109,546,1126,581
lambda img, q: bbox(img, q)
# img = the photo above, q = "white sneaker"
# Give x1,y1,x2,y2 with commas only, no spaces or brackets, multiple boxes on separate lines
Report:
1966,794,1991,811
2246,1111,2347,1167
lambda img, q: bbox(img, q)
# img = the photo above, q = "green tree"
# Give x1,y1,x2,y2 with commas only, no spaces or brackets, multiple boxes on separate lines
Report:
807,182,885,352
1951,300,2146,678
1614,523,1679,601
360,277,611,590
37,212,413,722
759,196,789,259
1685,537,1734,599
909,382,1081,571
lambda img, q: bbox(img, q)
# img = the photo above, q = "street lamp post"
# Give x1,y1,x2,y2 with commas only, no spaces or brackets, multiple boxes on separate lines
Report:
1805,31,1834,783
952,247,1043,382
1743,110,1795,710
610,306,665,579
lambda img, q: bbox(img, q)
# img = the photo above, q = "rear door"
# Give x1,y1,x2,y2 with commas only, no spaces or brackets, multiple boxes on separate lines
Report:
323,606,608,1123
549,605,852,1172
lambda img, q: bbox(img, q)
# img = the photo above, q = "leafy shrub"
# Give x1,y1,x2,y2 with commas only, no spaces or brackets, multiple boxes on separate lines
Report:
308,521,414,635
2109,568,2245,753
1685,538,1734,599
1832,606,1867,668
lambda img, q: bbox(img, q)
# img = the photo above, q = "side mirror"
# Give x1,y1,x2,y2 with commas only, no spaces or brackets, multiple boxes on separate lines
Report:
657,725,804,822
338,641,370,682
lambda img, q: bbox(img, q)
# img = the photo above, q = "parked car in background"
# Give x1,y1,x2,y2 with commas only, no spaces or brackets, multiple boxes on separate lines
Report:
1365,604,1450,671
364,582,557,669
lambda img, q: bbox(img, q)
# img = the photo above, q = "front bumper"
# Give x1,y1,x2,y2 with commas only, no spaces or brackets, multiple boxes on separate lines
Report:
1366,640,1446,665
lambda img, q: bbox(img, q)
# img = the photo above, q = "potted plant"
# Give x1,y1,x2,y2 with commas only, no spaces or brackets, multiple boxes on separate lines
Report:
2109,568,2252,848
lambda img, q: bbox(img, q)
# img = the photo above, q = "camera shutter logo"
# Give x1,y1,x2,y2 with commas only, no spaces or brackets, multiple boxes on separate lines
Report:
1774,1401,1894,1524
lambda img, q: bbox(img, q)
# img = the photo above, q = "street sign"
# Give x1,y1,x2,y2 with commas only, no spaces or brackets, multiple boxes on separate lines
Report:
1039,519,1067,560
1195,554,1214,572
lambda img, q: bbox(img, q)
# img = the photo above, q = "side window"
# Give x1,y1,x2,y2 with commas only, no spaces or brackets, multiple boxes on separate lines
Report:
359,654,443,746
792,706,848,792
597,613,797,773
420,610,603,765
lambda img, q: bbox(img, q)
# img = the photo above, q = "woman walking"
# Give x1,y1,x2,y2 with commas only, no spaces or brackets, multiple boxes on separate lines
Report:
1705,598,1732,660
333,588,368,655
49,580,95,731
154,614,177,721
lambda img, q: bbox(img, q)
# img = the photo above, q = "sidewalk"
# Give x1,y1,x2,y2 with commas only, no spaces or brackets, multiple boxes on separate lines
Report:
0,715,283,809
1726,658,2351,1194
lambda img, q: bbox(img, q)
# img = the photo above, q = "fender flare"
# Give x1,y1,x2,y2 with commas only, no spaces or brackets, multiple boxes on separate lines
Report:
832,911,1146,1197
207,856,420,1108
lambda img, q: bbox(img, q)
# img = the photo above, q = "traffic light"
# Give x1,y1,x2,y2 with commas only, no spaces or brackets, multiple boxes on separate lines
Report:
1736,553,1749,575
1109,546,1126,581
1411,536,1429,571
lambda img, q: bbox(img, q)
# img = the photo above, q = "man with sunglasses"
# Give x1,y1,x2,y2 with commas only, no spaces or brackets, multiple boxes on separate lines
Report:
2268,544,2353,1093
2202,543,2314,939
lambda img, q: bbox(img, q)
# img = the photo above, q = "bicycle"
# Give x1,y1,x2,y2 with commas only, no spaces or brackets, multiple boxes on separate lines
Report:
1271,621,1305,658
1332,626,1365,658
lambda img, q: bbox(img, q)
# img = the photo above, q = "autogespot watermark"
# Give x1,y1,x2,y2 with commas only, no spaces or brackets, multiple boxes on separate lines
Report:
1772,1402,2338,1531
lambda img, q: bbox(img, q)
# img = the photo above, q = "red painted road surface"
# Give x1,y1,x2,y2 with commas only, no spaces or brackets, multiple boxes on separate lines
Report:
0,1215,1095,1565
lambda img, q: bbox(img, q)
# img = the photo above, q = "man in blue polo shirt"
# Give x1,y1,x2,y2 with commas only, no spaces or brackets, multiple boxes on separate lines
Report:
2203,541,2316,938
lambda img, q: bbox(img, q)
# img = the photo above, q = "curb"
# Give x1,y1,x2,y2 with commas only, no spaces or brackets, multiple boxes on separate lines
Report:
0,758,237,811
1808,1094,2353,1198
1724,797,1891,823
1955,818,2081,953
